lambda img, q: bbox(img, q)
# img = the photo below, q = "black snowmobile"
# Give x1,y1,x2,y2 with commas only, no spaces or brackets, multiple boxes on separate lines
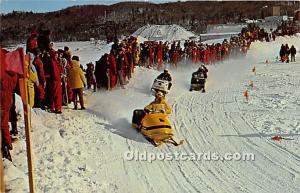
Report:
189,66,207,92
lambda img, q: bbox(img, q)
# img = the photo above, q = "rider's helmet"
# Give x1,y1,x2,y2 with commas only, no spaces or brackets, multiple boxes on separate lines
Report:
164,68,168,73
200,64,206,70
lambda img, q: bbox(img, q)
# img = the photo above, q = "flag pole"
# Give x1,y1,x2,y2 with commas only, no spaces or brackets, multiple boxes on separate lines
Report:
22,53,35,193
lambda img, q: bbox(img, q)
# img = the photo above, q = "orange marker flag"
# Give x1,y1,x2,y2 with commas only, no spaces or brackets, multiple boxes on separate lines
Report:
252,66,256,75
271,135,283,141
243,89,249,101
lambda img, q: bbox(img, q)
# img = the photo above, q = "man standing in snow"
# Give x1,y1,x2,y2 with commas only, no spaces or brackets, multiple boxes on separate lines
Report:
27,53,39,107
285,44,290,63
116,49,126,89
49,51,63,113
86,63,96,92
279,44,287,62
108,51,117,90
290,45,296,62
1,49,19,161
69,56,87,110
33,49,46,108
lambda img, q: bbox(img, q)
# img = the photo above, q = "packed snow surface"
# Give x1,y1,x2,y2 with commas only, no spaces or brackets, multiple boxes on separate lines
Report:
4,34,300,193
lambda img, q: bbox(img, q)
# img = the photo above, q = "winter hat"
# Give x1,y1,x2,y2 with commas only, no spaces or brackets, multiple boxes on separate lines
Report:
72,55,79,61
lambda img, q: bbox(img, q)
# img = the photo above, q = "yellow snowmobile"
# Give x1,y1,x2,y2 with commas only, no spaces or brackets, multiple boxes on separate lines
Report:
132,105,183,147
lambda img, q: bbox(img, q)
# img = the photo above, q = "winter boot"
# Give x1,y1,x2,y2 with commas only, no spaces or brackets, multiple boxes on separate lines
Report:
2,143,12,161
10,128,19,140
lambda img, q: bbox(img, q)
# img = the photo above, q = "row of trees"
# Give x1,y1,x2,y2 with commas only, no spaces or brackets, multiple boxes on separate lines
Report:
1,1,298,45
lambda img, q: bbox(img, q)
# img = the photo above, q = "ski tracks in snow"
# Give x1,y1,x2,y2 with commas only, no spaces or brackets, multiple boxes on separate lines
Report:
168,61,300,192
81,60,300,193
30,61,299,193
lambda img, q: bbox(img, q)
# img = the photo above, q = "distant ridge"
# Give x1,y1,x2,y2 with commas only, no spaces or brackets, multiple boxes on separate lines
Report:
0,1,297,45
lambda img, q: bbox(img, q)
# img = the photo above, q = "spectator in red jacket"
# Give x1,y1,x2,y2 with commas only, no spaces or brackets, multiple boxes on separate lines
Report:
49,51,62,114
108,51,117,90
33,49,46,108
1,49,19,161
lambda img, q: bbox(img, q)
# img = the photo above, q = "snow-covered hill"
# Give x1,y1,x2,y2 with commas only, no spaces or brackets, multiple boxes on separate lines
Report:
132,24,195,41
4,35,300,193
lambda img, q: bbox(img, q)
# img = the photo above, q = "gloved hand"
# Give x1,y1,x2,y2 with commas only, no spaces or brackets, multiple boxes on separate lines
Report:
160,109,165,113
144,109,150,113
2,143,13,161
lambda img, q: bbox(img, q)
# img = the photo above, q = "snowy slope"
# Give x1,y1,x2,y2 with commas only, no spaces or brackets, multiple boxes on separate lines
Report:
132,24,195,41
4,35,300,193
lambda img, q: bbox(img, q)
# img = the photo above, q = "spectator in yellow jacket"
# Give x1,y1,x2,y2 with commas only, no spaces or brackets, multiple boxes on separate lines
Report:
135,45,140,66
28,53,39,107
69,56,86,110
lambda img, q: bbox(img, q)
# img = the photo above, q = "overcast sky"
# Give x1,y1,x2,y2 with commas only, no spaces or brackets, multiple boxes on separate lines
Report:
0,0,184,14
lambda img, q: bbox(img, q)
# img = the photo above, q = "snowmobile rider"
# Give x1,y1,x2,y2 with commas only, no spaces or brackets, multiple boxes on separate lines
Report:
190,64,208,92
144,91,172,114
157,69,172,89
195,64,208,79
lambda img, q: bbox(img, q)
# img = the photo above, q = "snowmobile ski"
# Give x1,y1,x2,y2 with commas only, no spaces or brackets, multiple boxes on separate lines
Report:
145,137,162,147
145,137,183,147
165,138,184,146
